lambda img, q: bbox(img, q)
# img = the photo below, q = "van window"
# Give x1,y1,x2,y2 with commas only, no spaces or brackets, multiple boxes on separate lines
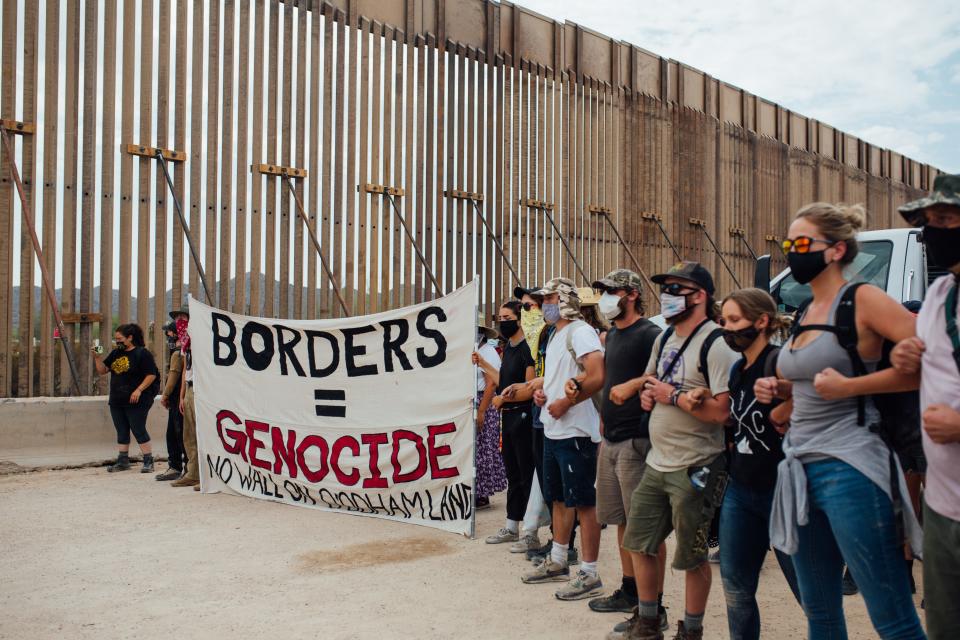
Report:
774,240,894,312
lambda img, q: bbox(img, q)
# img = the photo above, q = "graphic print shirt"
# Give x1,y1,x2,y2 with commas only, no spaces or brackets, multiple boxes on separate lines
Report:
103,347,159,406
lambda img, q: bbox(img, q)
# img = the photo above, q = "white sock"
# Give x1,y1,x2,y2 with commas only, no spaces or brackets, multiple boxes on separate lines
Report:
580,560,598,577
551,542,569,567
505,519,519,534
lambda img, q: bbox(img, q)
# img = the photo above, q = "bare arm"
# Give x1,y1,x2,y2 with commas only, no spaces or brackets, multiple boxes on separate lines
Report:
678,390,731,426
565,351,605,404
92,352,109,376
472,353,500,385
477,374,497,424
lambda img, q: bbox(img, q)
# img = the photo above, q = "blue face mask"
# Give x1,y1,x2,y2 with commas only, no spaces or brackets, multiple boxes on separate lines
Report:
660,293,687,319
543,303,561,325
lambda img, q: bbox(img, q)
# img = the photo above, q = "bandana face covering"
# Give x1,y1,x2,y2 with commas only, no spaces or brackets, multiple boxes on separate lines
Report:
176,317,191,352
922,224,960,270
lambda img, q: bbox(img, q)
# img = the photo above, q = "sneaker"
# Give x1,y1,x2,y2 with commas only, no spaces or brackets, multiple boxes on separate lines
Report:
670,621,702,640
527,539,553,562
155,468,182,481
485,527,519,544
590,588,638,613
607,610,663,640
140,455,155,473
171,476,199,488
555,569,603,601
509,533,540,554
842,568,858,596
107,454,131,473
521,558,570,584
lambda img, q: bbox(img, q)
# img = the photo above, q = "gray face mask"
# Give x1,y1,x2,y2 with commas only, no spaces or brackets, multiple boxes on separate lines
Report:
542,303,561,324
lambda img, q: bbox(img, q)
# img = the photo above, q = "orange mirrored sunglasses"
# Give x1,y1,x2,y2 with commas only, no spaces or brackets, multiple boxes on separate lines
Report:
781,236,837,255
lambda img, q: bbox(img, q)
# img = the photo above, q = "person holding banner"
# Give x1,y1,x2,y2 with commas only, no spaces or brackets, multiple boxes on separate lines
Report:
476,301,538,549
473,322,509,510
170,306,199,490
520,279,606,602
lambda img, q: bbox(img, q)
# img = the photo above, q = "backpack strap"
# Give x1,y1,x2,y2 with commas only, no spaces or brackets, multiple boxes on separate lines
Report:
655,326,676,367
565,320,589,373
946,280,960,377
654,319,710,383
793,282,868,424
763,346,781,380
698,327,725,390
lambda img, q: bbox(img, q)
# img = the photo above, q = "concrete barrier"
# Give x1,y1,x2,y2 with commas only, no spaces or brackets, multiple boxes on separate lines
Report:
0,396,169,470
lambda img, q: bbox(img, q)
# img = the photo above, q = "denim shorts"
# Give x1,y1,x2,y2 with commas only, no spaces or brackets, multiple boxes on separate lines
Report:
542,436,597,508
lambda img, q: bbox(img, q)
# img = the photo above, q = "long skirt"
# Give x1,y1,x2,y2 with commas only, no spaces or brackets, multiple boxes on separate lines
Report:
475,393,508,499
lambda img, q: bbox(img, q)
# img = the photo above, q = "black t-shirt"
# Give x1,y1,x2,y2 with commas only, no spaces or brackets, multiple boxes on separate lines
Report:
497,338,535,409
103,346,160,406
601,318,662,442
728,344,785,490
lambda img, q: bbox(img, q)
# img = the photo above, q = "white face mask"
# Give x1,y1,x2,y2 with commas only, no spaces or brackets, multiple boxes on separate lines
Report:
660,293,687,319
598,292,623,321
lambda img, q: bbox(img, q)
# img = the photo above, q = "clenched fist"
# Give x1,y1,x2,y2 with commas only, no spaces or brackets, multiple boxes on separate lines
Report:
891,337,925,375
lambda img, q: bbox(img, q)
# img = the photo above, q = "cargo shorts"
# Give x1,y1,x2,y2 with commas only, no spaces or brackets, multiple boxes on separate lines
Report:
596,437,651,526
622,454,727,571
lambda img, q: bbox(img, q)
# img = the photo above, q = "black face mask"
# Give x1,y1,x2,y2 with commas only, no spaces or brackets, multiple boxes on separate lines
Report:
923,225,960,271
787,250,829,285
722,326,760,353
498,319,519,339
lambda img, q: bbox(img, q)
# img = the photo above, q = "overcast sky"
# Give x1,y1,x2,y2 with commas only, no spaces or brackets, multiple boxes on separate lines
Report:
522,0,960,173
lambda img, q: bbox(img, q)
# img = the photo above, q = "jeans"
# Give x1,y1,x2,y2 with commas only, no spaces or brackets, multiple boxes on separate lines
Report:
791,458,924,640
720,478,801,640
501,408,536,522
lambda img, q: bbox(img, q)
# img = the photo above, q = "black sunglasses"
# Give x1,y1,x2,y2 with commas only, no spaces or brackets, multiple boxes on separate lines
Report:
522,302,538,311
659,283,700,296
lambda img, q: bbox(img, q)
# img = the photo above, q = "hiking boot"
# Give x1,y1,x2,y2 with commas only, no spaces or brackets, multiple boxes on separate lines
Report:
485,527,519,544
555,569,603,601
155,467,182,481
107,453,131,473
171,476,199,488
509,532,540,554
521,558,569,584
140,454,155,473
670,621,702,640
612,607,669,637
607,610,663,640
842,568,858,596
590,588,638,613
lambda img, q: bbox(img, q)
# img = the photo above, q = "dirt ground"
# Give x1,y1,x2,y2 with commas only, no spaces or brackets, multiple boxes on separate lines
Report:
0,467,925,639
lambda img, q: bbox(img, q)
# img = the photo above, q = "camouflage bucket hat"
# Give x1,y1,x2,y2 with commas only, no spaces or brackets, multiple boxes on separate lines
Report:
592,269,643,292
898,173,960,227
535,277,581,319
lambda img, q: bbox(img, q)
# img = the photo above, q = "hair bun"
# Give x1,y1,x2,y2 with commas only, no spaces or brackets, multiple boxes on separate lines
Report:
838,203,867,232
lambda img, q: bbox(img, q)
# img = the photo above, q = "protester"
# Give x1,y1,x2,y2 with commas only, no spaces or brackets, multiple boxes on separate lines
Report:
616,261,738,640
892,174,960,640
716,288,800,640
513,287,553,553
476,301,537,548
92,323,160,473
170,306,200,489
156,321,186,481
505,286,579,565
757,203,925,639
520,278,605,601
587,270,668,625
472,320,508,511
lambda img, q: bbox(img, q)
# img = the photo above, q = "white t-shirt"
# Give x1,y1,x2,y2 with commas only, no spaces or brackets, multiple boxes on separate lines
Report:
476,341,501,394
917,275,960,522
540,322,603,441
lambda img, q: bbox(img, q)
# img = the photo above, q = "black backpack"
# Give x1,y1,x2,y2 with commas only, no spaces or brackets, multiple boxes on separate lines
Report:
791,283,921,540
654,320,726,389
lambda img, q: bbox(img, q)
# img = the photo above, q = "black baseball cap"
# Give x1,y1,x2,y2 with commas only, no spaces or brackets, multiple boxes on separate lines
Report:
651,261,715,295
513,286,542,300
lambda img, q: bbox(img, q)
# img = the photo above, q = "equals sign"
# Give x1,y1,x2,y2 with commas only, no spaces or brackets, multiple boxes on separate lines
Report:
314,389,347,417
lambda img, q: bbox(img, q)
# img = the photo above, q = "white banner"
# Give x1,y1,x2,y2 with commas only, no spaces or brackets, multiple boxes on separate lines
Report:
189,281,478,536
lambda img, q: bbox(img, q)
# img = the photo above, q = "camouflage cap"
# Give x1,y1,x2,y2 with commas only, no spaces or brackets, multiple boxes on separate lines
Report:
898,173,960,227
592,268,643,292
535,277,582,320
